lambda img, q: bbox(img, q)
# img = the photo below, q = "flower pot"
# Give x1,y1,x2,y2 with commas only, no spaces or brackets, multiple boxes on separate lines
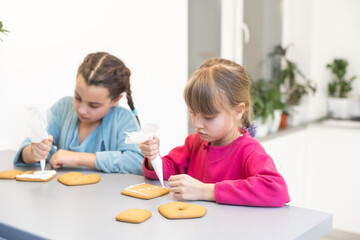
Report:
349,99,360,118
255,117,269,138
287,105,304,127
279,113,288,129
268,110,282,134
328,97,351,119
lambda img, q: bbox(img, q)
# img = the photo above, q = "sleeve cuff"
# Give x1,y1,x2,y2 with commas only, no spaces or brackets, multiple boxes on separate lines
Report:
95,151,121,173
214,182,222,203
13,138,38,167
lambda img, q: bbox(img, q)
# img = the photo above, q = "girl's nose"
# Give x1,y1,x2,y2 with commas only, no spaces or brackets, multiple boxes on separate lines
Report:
78,104,87,114
193,115,203,129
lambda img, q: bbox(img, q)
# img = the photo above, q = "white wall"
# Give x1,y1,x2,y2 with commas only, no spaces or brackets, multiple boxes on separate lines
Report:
282,0,360,121
0,0,188,155
221,0,244,64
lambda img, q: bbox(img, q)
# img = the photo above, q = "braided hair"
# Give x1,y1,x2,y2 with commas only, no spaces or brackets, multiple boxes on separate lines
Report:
77,52,140,125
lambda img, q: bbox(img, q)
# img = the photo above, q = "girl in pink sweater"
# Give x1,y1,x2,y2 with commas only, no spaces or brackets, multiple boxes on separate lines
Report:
140,58,290,207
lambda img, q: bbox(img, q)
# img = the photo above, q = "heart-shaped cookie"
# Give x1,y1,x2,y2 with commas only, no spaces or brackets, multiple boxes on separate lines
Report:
58,172,100,186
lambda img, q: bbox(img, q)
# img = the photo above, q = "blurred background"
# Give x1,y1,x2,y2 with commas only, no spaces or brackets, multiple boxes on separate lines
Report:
1,0,359,237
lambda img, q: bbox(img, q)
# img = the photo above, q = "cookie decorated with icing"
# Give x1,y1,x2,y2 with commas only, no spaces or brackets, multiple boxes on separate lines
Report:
58,172,100,186
158,201,207,219
0,170,23,179
16,170,57,182
121,183,169,200
116,209,152,223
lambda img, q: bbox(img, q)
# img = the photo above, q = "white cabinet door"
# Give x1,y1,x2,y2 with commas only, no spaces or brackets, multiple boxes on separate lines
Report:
261,129,308,207
306,122,360,234
261,120,360,234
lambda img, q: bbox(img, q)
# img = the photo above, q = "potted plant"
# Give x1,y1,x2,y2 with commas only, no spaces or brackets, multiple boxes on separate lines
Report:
326,58,357,119
0,21,9,41
251,79,285,138
269,45,316,127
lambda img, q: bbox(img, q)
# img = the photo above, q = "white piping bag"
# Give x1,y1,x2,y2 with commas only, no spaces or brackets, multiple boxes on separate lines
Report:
125,124,164,187
27,108,49,171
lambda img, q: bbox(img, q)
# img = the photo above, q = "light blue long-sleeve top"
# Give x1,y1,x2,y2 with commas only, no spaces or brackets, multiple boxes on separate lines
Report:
13,97,144,174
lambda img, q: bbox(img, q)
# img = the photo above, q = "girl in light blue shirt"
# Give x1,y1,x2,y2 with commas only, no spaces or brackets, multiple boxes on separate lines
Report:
14,52,143,174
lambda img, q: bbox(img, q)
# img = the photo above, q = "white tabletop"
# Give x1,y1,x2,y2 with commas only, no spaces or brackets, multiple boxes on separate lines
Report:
0,150,332,240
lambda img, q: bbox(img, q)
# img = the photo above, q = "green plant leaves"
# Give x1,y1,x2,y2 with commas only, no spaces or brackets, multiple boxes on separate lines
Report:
251,79,285,124
326,58,357,98
268,45,317,107
0,21,10,42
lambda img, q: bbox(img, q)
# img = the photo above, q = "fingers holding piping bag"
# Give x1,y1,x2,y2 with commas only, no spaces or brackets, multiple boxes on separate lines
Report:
140,136,160,161
27,107,51,170
30,135,53,161
125,124,164,186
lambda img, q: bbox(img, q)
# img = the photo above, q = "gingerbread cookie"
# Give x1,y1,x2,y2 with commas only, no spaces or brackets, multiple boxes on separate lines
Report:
0,170,23,179
158,201,207,219
16,170,57,182
116,209,152,223
58,172,100,186
121,183,169,200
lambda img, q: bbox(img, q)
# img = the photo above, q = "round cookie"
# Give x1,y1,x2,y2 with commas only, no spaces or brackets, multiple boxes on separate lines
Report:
58,172,100,186
116,209,152,223
0,170,23,179
16,170,57,182
158,202,207,219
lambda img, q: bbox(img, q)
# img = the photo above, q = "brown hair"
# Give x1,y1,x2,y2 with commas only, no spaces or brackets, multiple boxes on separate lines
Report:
184,58,252,128
77,52,139,124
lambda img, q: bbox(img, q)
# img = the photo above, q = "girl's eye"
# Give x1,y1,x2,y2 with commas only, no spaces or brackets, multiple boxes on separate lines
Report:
75,97,81,102
204,116,215,120
89,105,99,109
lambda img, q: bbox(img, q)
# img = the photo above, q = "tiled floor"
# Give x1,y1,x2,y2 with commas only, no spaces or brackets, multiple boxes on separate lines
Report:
321,229,360,240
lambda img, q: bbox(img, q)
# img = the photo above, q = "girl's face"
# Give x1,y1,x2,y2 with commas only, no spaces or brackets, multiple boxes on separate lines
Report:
191,104,245,146
73,74,120,124
191,111,237,146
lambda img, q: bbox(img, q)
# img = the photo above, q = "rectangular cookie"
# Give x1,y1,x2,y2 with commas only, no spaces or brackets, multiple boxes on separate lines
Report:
16,170,57,182
121,183,169,200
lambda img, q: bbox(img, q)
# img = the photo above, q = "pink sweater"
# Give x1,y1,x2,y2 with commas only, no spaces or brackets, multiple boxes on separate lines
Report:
143,128,290,207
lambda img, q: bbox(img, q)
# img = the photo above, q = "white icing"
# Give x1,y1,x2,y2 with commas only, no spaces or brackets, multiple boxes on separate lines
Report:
125,183,146,189
124,183,165,197
125,189,149,197
16,170,56,180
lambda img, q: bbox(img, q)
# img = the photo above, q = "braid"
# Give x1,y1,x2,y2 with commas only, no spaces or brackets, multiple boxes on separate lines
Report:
241,109,251,128
126,88,140,126
114,66,140,126
89,54,108,81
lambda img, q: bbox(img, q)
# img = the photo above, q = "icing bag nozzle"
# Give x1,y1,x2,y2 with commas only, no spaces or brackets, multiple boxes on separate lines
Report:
40,159,45,171
152,155,164,187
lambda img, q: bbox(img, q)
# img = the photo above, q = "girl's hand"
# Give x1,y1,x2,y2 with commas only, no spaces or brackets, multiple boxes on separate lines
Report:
139,136,160,163
29,135,53,162
50,149,78,168
168,174,215,201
